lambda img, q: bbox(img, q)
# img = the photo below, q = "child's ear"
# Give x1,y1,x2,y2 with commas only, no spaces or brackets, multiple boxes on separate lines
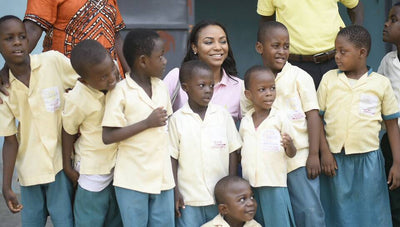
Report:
218,204,229,215
255,41,263,55
359,47,367,58
244,89,252,100
181,82,189,92
138,55,147,68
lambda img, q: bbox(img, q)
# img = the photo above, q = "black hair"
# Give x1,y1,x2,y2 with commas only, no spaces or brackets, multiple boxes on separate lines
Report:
244,65,273,90
0,15,22,29
70,39,110,78
337,25,371,55
123,29,160,68
179,60,212,84
394,2,400,7
257,21,288,43
214,176,251,205
182,20,238,78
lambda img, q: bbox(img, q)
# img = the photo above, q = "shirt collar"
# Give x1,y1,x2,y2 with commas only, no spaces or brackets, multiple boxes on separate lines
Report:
275,62,290,81
76,80,105,99
337,66,373,77
9,54,41,84
181,102,218,115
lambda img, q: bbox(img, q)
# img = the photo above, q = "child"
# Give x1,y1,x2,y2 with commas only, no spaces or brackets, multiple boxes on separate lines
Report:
318,25,400,226
101,29,175,226
168,60,242,226
256,21,325,227
240,65,296,226
62,39,121,226
0,15,77,226
379,3,400,225
201,176,261,227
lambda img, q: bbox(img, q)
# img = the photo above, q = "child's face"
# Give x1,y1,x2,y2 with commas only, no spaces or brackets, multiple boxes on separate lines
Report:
221,181,257,225
81,55,118,92
383,6,400,44
0,19,29,65
256,28,289,75
192,25,229,69
245,70,276,112
145,38,167,78
182,68,214,108
334,35,362,72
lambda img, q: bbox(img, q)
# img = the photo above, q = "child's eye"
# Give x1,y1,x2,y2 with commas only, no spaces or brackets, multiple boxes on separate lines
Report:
199,84,205,88
239,197,245,202
209,84,214,88
284,44,290,50
271,86,276,91
258,87,265,92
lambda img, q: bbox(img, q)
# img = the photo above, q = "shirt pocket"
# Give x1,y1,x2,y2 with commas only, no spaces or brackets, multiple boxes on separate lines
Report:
286,96,306,121
207,127,228,151
359,93,378,116
41,86,61,112
260,129,281,152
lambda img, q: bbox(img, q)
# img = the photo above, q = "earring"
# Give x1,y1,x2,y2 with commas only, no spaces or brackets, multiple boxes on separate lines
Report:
193,50,197,55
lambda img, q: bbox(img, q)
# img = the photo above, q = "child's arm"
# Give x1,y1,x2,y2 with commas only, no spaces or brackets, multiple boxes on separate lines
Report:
171,157,184,217
2,135,23,213
61,128,79,188
102,107,168,144
319,117,337,177
305,109,321,179
229,150,239,176
282,133,296,158
384,118,400,190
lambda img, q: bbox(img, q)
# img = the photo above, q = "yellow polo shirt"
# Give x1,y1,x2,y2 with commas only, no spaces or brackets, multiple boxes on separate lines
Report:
240,108,294,187
169,103,242,206
318,69,400,154
201,214,262,227
0,51,78,186
257,0,359,55
62,81,117,174
273,62,319,172
102,76,175,193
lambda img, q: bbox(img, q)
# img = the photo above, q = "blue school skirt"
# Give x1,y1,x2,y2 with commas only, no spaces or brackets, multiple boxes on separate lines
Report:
320,149,392,227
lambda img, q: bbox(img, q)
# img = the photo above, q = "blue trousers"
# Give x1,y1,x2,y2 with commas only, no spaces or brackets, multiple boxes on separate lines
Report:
176,204,218,227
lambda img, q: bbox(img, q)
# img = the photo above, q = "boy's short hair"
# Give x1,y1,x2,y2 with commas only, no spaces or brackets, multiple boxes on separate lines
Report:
0,15,21,29
214,176,250,205
244,65,273,90
337,25,371,55
179,60,211,84
123,29,160,68
257,21,288,43
70,39,110,78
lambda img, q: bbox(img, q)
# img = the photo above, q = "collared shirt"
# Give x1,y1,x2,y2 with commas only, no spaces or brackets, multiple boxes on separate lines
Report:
102,76,175,193
201,214,262,227
378,51,400,126
63,81,118,175
240,108,294,187
257,0,358,55
163,67,246,122
273,62,319,172
169,103,242,206
318,69,400,154
0,51,78,186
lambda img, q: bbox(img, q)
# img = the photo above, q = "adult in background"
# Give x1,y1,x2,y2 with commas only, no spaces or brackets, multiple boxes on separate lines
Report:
257,0,364,89
163,20,246,123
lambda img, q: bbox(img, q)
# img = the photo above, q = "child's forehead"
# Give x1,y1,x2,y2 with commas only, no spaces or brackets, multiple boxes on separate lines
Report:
263,27,288,41
0,19,25,33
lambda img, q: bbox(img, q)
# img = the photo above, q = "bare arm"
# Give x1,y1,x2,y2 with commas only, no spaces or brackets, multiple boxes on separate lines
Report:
102,107,167,144
171,157,184,217
346,1,364,25
385,118,400,190
115,32,130,74
319,116,337,177
61,128,79,187
305,109,321,179
229,151,238,176
2,135,23,213
282,133,296,158
24,20,44,54
260,15,275,24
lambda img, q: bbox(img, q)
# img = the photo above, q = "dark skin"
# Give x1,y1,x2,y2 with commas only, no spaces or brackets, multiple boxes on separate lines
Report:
61,129,79,188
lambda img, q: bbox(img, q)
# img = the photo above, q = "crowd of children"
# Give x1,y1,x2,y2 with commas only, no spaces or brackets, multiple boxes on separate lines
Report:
1,3,400,227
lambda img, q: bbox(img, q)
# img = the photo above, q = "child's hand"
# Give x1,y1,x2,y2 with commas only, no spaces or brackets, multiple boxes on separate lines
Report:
2,188,23,213
64,167,79,189
281,133,296,158
321,152,337,177
146,107,168,128
0,64,10,104
174,188,185,217
306,154,321,179
388,163,400,190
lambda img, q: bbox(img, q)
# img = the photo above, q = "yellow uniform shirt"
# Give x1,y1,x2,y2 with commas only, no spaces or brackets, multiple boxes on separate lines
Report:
169,103,242,206
257,0,359,55
102,76,174,193
201,214,262,227
273,62,319,172
0,51,78,186
62,81,117,175
240,108,294,187
318,69,400,154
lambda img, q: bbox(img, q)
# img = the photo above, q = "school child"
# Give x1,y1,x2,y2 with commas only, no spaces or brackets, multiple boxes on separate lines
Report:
379,3,400,225
201,176,261,227
168,60,242,226
240,65,296,226
101,29,175,227
0,15,77,226
318,25,400,227
256,21,325,227
62,39,121,227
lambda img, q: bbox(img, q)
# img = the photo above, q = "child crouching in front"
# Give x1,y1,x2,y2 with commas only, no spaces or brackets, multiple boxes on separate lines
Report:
169,60,242,226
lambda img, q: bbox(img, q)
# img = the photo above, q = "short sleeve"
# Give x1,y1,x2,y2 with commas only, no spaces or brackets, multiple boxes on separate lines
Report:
257,0,276,16
112,0,125,32
225,110,242,152
296,72,319,112
168,114,180,159
102,84,127,127
0,97,17,136
240,82,252,118
52,51,78,89
382,79,400,119
317,73,329,115
280,114,295,138
24,0,62,31
339,0,359,9
62,93,85,135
